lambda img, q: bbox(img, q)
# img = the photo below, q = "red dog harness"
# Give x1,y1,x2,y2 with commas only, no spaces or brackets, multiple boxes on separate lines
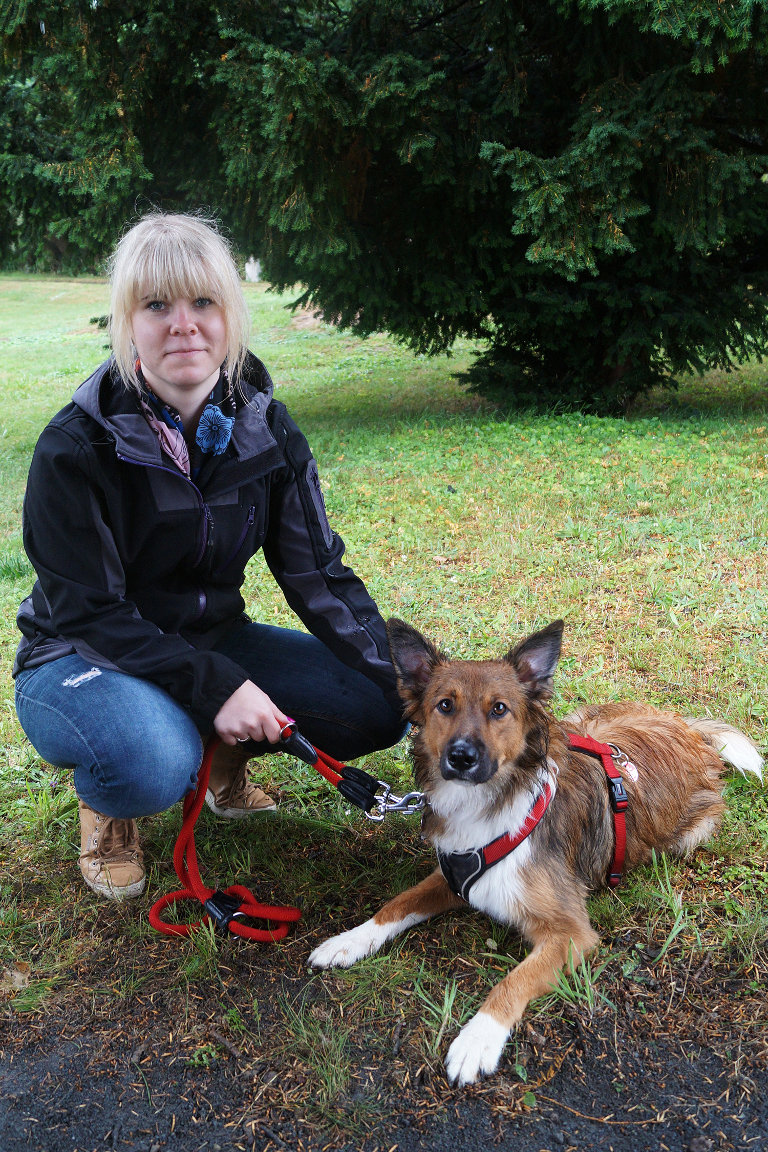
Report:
567,733,629,887
436,780,554,902
436,733,631,902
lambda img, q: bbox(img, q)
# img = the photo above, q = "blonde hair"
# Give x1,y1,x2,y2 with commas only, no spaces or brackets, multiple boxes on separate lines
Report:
108,213,251,393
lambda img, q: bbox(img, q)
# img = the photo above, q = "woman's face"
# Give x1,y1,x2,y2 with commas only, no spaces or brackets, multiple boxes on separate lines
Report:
131,294,228,401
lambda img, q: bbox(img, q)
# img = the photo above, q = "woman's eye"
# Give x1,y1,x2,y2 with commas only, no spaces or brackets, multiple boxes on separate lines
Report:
194,297,213,307
491,701,508,717
437,698,453,714
147,300,166,311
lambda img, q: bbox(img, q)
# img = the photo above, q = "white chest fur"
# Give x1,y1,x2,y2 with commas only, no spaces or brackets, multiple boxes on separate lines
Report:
429,762,558,925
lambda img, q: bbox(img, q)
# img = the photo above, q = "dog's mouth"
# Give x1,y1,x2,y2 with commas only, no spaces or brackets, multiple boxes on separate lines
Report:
439,736,498,785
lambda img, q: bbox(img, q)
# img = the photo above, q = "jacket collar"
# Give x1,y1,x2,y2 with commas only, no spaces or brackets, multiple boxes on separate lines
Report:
71,355,280,474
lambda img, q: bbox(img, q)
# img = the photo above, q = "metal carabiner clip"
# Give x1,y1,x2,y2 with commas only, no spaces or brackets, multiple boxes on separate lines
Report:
364,783,426,822
607,743,639,783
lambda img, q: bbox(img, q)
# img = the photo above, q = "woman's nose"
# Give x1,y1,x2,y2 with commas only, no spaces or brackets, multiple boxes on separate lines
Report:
169,302,198,333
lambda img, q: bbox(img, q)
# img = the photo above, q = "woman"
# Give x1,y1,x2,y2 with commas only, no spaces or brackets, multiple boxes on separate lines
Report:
13,213,405,900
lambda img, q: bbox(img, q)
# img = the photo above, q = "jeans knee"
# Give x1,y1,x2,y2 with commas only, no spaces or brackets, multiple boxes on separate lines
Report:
365,704,409,754
76,726,203,819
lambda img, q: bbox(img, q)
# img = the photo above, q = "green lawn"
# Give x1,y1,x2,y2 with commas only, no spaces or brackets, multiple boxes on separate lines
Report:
0,274,766,1134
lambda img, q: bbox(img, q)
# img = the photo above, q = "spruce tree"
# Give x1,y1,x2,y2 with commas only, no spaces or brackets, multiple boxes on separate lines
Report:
2,0,767,411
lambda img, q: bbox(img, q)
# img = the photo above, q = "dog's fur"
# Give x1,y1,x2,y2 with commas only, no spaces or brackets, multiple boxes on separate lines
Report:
309,619,763,1086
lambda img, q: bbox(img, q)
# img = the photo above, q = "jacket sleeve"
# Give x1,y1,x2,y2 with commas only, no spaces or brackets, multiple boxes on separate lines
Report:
22,425,248,720
262,405,401,711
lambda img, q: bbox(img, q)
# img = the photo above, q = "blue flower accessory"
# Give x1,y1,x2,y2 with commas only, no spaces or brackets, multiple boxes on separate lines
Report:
196,404,235,455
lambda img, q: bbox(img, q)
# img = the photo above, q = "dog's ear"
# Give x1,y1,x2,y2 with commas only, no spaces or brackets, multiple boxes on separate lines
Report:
506,620,564,699
386,618,443,701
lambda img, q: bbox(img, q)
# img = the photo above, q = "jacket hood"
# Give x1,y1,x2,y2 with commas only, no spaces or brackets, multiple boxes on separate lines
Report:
71,354,278,469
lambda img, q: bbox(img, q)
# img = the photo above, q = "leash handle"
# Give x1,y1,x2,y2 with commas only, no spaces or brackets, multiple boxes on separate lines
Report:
280,718,393,813
278,720,319,767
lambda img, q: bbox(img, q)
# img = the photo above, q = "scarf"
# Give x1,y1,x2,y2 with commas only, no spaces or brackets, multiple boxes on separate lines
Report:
138,367,236,480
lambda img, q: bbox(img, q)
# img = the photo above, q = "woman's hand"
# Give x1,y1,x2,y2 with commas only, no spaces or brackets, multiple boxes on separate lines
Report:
214,680,288,746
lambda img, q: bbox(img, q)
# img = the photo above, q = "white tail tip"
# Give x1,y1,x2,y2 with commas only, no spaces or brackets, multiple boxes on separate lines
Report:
685,718,764,784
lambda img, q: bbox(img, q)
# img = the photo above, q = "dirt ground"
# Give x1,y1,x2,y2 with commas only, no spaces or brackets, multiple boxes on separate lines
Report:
1,900,765,1152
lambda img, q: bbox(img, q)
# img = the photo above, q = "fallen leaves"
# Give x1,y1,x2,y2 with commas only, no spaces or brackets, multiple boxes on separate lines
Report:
1,961,31,993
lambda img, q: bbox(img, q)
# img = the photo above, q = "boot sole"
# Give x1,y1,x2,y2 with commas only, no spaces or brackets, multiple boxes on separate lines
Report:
81,872,146,901
204,790,277,819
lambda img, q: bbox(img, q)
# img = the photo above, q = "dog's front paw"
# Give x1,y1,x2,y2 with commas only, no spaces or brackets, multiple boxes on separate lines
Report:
445,1012,509,1086
308,920,386,969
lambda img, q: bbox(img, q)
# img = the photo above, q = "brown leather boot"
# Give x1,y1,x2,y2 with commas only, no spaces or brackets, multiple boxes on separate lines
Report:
205,742,277,819
78,801,146,900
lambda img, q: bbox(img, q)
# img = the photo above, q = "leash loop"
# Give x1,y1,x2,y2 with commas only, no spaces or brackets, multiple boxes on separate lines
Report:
148,736,302,942
150,720,424,945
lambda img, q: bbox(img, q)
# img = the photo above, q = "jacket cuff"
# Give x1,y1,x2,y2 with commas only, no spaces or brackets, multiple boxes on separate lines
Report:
191,657,250,721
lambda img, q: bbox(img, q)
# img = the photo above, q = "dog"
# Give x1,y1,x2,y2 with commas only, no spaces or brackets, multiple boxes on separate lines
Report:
309,618,763,1086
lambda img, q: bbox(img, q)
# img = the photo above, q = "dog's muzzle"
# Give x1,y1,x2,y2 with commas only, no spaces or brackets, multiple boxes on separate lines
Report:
440,736,496,784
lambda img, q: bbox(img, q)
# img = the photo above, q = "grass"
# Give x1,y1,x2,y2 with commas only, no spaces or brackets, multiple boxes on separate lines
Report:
411,966,472,1056
539,945,614,1017
0,273,767,1135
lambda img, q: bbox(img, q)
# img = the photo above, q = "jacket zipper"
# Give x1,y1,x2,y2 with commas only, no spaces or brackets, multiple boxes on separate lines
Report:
213,506,255,576
116,454,211,569
196,504,214,568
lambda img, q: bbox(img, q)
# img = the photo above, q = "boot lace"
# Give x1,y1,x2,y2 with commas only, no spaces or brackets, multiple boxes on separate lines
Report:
96,816,141,865
229,764,266,806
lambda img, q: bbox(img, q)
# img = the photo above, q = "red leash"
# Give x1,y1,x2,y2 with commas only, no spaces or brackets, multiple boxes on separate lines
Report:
148,735,301,941
148,725,388,942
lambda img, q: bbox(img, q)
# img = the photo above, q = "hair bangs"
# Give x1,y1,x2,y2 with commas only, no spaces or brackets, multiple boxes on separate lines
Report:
132,234,223,310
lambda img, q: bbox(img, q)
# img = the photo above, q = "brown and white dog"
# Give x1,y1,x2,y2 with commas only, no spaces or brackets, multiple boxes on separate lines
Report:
309,618,763,1085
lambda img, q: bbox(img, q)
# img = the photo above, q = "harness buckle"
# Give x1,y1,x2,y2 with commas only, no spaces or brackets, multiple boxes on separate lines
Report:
607,775,629,813
203,890,246,934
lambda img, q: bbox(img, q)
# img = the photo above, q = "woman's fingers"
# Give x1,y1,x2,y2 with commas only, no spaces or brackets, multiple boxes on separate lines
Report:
213,680,288,745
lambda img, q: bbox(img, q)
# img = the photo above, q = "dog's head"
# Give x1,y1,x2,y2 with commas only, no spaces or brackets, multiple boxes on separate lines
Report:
387,618,563,804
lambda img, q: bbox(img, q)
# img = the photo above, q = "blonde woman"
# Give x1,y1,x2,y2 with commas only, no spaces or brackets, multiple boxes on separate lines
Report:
13,214,405,900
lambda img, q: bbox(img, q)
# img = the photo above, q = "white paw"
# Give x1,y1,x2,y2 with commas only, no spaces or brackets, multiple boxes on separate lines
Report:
444,1011,509,1086
308,920,386,969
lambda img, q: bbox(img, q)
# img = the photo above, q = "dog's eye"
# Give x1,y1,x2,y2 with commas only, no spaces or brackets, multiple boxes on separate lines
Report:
437,698,453,714
491,701,508,717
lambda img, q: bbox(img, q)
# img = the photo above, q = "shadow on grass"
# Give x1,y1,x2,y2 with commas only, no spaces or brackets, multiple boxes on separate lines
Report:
290,350,768,438
631,364,768,420
282,356,489,437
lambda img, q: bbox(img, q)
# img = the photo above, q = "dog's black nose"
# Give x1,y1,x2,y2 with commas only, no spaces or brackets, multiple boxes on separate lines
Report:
443,738,480,778
446,741,478,772
441,737,497,783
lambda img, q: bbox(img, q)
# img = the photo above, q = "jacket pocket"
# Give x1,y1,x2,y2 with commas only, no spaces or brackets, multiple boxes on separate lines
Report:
213,506,255,576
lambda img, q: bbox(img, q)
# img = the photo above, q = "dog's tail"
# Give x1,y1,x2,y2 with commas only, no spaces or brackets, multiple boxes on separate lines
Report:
684,718,764,783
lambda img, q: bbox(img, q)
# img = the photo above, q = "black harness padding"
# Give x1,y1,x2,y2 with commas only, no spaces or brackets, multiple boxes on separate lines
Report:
436,781,554,902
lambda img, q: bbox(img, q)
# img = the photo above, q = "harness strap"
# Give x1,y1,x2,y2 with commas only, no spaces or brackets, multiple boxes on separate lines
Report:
437,780,554,902
567,732,628,887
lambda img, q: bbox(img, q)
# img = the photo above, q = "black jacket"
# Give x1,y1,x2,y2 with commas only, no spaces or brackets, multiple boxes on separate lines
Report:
15,356,398,721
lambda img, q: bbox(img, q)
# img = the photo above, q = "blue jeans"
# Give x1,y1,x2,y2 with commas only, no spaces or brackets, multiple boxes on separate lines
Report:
14,622,405,819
